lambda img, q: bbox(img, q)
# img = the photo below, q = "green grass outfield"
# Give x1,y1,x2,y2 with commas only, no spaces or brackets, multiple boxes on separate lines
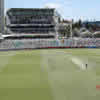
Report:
0,49,100,100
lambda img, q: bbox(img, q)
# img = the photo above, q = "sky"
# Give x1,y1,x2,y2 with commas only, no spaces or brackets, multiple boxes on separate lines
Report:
5,0,100,21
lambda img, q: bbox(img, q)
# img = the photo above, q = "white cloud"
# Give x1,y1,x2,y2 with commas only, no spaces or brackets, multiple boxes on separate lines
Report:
43,1,73,19
44,2,64,17
44,3,61,9
43,2,64,18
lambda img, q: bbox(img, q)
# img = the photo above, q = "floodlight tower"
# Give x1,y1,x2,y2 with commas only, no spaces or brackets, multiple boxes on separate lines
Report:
0,0,4,33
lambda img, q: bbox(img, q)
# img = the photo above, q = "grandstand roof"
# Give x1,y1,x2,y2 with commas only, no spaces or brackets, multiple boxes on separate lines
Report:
7,8,55,14
9,8,55,10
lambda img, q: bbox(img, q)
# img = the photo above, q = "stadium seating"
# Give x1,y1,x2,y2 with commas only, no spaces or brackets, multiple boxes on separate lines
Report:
0,38,100,50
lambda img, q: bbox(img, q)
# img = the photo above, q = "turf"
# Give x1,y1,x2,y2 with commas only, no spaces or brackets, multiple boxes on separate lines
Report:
0,49,100,100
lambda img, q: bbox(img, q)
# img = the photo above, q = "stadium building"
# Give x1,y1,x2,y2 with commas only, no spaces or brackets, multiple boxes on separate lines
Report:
0,0,4,33
6,8,60,38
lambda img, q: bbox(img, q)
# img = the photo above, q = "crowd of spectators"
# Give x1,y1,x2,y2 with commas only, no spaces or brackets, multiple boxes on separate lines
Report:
0,38,100,50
